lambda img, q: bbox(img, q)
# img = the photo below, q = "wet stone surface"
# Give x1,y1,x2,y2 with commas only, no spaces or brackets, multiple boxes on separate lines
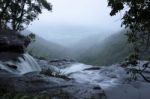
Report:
0,69,107,99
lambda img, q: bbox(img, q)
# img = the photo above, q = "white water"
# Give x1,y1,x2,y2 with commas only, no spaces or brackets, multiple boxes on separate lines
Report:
60,63,150,99
0,54,150,99
0,53,41,74
62,63,91,74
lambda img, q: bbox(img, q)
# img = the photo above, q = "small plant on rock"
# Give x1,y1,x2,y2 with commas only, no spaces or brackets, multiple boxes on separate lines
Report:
40,69,72,80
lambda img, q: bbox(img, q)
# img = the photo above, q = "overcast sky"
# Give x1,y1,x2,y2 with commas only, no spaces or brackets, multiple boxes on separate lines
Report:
28,0,123,46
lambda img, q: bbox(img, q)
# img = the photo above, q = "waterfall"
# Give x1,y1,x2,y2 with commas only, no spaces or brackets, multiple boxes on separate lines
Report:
0,53,41,74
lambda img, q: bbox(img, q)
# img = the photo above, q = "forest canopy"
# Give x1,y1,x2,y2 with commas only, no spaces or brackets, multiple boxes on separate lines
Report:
0,0,52,31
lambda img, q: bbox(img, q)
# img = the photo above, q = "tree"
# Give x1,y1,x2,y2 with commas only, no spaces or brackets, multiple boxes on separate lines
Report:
108,0,150,51
107,0,150,82
0,0,52,31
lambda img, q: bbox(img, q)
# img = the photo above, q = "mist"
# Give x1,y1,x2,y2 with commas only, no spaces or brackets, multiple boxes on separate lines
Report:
25,0,127,66
26,0,127,65
28,0,123,47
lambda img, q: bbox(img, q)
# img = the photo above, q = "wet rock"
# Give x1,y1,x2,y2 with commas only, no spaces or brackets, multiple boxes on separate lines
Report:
93,85,102,90
0,70,106,99
49,59,75,63
5,64,17,69
84,66,101,71
0,52,22,61
37,59,77,71
0,29,30,61
49,59,76,67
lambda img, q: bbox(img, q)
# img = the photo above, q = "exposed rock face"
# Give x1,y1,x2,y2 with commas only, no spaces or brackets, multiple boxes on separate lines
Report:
0,70,106,99
0,29,30,61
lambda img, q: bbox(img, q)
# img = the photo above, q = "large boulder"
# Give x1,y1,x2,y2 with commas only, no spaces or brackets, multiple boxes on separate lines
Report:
0,29,30,61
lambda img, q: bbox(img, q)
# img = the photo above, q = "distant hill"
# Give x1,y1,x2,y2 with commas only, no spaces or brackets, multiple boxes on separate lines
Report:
74,30,150,66
25,30,149,66
27,35,73,60
73,30,133,65
69,33,111,58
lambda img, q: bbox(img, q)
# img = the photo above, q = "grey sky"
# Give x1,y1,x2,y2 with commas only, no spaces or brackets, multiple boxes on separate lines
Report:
28,0,123,46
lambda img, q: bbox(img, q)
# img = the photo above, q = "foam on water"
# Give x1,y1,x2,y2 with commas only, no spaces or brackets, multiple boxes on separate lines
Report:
0,53,41,74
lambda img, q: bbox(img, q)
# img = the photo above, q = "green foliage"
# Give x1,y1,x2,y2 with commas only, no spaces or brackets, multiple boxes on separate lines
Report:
40,69,71,80
108,0,150,53
0,0,52,31
108,0,150,81
76,30,149,66
27,35,72,60
126,53,139,66
77,30,134,66
126,62,150,82
27,33,36,42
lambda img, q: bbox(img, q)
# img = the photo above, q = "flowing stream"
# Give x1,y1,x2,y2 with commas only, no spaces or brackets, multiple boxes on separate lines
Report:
60,62,150,99
0,53,41,74
0,54,150,99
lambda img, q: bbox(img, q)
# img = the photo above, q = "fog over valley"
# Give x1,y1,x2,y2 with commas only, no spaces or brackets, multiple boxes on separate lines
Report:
28,0,123,47
25,0,129,66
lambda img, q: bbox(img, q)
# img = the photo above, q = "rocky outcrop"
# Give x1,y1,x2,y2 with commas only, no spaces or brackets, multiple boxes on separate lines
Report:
0,70,106,99
0,29,30,61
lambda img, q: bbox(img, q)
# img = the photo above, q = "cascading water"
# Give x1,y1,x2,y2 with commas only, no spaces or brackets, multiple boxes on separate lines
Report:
17,53,41,74
0,53,41,74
